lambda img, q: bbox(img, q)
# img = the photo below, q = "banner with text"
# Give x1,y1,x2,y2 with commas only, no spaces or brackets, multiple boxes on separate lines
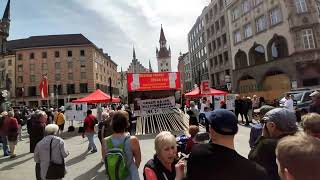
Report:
127,72,181,92
138,96,176,111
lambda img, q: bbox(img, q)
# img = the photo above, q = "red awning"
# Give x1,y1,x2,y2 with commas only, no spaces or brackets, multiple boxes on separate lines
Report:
185,87,228,97
72,89,112,103
111,97,121,103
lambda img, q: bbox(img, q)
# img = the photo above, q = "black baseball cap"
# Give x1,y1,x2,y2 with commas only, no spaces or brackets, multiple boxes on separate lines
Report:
205,109,238,135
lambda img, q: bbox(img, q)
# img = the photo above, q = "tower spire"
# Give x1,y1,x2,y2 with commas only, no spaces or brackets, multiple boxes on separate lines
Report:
3,0,10,20
159,24,167,44
149,60,153,72
133,45,136,60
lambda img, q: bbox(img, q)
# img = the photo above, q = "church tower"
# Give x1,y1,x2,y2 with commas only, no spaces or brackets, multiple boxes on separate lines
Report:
0,0,10,55
156,25,171,72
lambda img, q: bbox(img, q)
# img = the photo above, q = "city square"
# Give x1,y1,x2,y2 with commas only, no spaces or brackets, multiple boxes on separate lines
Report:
1,0,320,180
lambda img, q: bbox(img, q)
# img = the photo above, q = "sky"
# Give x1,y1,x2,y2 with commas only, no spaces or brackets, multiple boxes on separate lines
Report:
3,0,210,72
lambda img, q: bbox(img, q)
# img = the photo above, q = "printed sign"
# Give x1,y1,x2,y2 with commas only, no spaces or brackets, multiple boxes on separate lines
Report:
127,72,181,92
214,95,225,110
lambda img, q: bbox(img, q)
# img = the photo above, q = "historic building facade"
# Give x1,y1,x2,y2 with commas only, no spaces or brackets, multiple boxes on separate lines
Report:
127,47,149,73
177,52,189,94
204,0,233,91
226,0,320,100
156,26,172,72
8,34,118,107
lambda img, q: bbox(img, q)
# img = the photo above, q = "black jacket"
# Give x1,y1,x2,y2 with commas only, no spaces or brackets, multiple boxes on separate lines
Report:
143,155,177,180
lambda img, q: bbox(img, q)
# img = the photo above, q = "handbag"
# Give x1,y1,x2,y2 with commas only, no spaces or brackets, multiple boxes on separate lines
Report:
46,138,66,179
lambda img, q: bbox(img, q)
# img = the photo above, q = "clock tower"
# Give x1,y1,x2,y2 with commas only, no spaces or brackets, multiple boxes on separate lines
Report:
156,25,171,72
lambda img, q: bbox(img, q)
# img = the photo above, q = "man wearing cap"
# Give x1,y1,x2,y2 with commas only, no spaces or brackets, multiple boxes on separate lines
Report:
184,109,268,180
249,105,275,148
309,91,320,114
248,108,298,180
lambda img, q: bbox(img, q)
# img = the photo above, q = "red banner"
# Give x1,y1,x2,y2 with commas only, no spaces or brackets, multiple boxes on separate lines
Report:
127,72,181,92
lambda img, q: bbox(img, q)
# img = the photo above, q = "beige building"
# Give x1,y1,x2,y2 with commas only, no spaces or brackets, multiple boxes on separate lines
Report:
204,0,232,90
226,0,320,100
127,47,148,73
8,34,118,107
0,54,15,98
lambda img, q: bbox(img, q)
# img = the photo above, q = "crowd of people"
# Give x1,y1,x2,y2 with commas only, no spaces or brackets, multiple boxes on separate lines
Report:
0,90,319,180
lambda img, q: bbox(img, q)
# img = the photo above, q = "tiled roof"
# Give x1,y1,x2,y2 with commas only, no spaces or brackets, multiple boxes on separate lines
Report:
7,34,93,50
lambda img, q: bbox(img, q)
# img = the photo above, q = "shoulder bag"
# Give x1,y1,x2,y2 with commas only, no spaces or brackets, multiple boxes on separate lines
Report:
46,138,66,179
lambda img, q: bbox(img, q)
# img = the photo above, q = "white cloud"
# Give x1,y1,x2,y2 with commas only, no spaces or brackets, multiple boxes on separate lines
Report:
73,0,210,71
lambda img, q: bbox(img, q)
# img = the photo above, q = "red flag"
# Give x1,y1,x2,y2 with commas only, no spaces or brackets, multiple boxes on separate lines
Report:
39,76,48,99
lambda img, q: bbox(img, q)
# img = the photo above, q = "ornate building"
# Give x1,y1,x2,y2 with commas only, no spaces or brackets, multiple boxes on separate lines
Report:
127,47,148,73
156,25,172,72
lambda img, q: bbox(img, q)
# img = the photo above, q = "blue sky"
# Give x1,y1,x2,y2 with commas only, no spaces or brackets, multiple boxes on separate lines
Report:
3,0,209,71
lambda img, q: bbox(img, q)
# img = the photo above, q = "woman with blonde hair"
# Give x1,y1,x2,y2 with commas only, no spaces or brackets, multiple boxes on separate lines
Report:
144,131,179,180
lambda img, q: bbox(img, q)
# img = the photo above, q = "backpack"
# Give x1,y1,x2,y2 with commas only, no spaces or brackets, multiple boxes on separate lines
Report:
105,136,129,180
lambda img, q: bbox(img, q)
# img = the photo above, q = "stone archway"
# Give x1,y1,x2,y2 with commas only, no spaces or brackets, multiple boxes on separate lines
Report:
238,75,258,94
267,34,289,61
234,49,248,69
249,42,266,66
261,69,290,100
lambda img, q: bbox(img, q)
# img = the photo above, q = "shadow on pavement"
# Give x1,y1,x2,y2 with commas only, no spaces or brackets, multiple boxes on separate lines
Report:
0,156,33,171
66,150,90,167
0,152,30,163
73,162,105,180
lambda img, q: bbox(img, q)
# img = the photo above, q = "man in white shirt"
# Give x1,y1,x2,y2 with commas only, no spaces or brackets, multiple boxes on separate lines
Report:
284,94,294,111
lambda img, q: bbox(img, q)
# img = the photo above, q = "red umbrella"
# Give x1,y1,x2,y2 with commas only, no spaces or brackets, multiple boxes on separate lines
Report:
185,87,228,97
72,89,111,103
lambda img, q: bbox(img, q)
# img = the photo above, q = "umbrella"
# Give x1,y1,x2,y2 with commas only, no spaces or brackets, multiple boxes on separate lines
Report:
185,87,228,98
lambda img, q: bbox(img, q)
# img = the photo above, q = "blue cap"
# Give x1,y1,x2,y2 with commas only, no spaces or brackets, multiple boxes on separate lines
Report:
205,109,238,135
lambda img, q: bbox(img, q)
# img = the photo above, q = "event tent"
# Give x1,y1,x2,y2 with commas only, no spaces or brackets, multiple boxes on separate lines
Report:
185,87,228,98
72,89,120,103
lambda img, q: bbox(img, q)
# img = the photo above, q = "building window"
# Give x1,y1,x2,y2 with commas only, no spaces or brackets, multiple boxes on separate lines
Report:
8,59,12,66
270,8,282,25
220,16,226,28
18,65,23,72
302,29,315,49
18,76,23,83
80,50,85,56
316,1,320,17
242,0,251,14
42,52,47,59
30,75,35,83
253,0,263,6
234,30,241,43
244,23,253,38
55,74,61,81
81,72,86,79
30,64,35,72
67,84,75,94
80,83,88,93
55,62,61,70
224,51,229,64
215,21,220,32
54,85,63,95
67,50,72,57
29,53,35,59
18,54,22,60
295,0,307,13
54,51,60,58
217,37,222,48
232,6,240,21
28,86,37,96
256,15,267,32
67,61,73,69
96,73,98,80
42,63,48,72
222,34,227,46
68,73,73,80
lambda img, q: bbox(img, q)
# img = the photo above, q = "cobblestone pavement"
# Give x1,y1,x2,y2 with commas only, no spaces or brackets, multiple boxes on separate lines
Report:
0,124,251,180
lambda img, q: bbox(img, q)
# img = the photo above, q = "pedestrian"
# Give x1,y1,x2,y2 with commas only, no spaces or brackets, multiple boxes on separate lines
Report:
98,112,113,143
14,110,23,141
241,97,251,126
186,110,199,126
54,109,65,135
301,113,320,139
248,108,298,180
102,110,141,180
124,105,134,133
82,110,98,153
144,131,179,180
189,101,199,123
249,105,275,149
276,132,320,180
7,111,19,158
28,110,47,153
252,95,260,110
199,97,208,124
283,94,294,112
185,125,199,154
259,97,266,108
220,100,226,109
178,109,268,180
0,111,10,156
309,91,320,114
234,95,244,123
34,124,69,180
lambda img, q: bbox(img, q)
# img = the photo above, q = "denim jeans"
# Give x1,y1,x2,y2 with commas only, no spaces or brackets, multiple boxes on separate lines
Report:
1,136,9,155
85,132,97,151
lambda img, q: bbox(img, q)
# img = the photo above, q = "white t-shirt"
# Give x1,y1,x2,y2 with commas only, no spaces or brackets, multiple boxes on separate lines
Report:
284,99,294,111
200,103,207,113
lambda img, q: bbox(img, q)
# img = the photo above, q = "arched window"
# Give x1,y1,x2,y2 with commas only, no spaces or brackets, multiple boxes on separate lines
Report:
249,43,266,66
267,34,289,61
234,49,248,69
